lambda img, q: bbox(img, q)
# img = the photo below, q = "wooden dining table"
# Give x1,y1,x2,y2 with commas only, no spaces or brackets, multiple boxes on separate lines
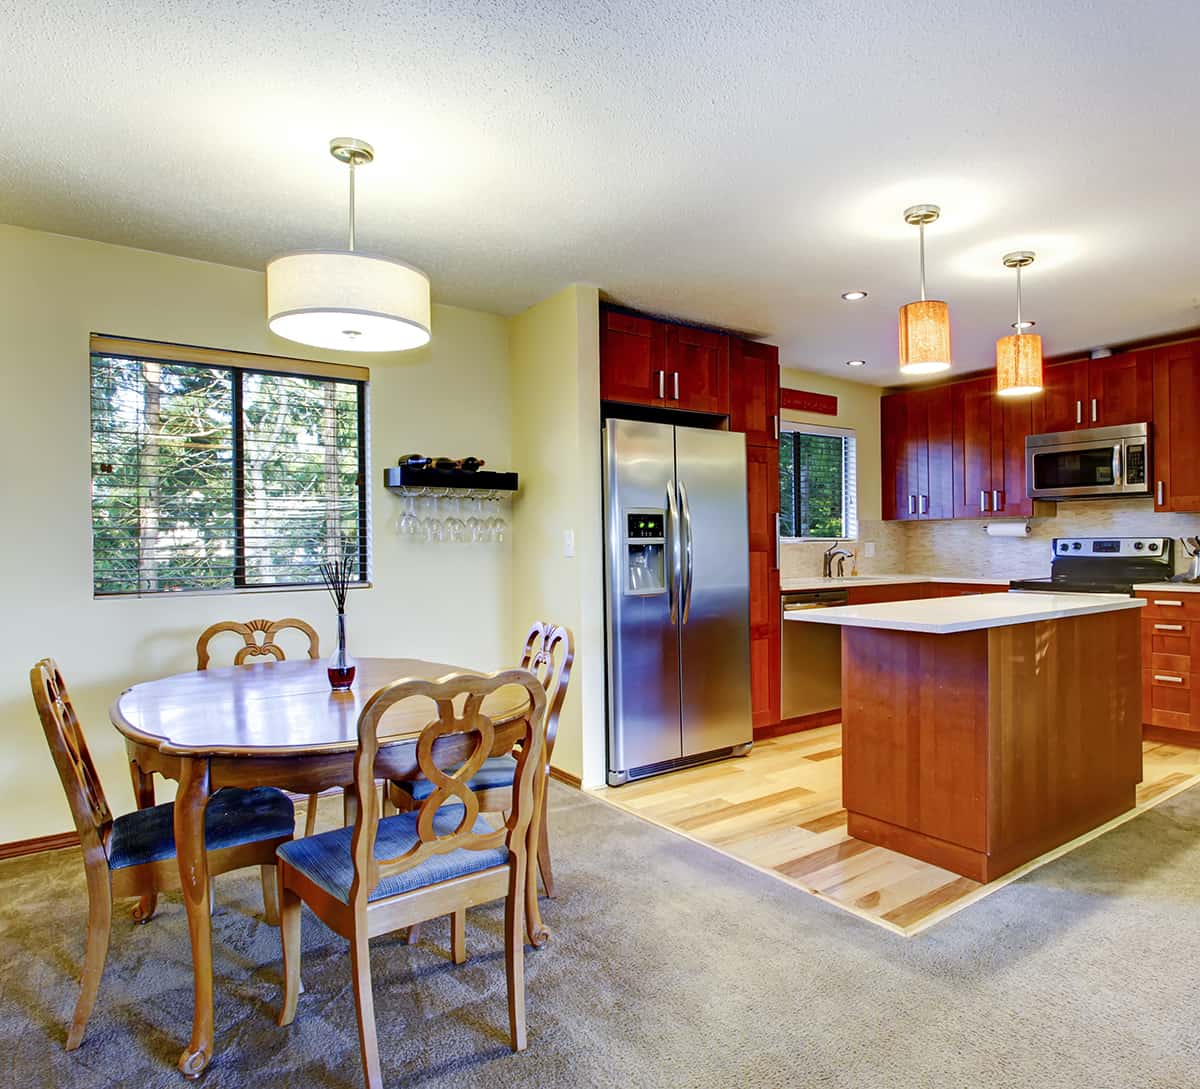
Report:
110,655,546,1079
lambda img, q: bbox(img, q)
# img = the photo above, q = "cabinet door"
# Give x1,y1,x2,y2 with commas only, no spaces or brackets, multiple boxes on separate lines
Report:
1153,342,1200,512
600,308,667,406
881,393,913,520
1089,350,1153,427
994,394,1036,517
917,386,954,520
951,376,996,518
668,326,730,415
1033,359,1089,432
745,442,781,729
729,339,779,444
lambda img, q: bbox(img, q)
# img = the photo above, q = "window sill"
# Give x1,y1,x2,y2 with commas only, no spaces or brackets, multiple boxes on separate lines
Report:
94,582,373,601
779,537,860,544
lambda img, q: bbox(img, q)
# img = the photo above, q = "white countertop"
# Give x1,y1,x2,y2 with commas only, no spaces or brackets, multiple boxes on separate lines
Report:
780,574,1012,593
1133,582,1200,594
783,591,1145,634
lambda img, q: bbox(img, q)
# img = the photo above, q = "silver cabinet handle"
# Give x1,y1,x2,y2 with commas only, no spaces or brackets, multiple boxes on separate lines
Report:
1153,599,1184,607
980,490,988,513
773,415,779,440
656,370,665,399
1157,480,1165,505
1154,623,1185,632
919,494,928,514
992,489,1002,511
665,481,680,624
673,372,680,400
1075,399,1082,425
1092,398,1098,423
1154,674,1185,684
679,480,694,624
908,495,917,515
775,512,781,570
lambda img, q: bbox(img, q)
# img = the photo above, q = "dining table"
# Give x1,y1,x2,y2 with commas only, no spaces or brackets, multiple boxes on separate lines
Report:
110,655,545,1079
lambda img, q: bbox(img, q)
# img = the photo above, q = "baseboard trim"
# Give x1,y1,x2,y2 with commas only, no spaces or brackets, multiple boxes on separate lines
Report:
1143,724,1200,748
754,709,842,741
0,830,80,861
549,765,582,789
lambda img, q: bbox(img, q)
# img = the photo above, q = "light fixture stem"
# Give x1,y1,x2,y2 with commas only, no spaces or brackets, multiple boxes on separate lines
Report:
1015,264,1022,330
347,158,356,252
918,223,927,302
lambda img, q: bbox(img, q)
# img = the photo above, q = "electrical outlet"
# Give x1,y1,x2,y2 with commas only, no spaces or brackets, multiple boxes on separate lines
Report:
864,541,876,558
563,529,575,558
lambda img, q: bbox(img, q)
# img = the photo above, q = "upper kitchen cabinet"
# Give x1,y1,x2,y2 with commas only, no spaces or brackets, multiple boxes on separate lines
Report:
600,308,669,405
1153,341,1200,512
881,385,953,520
1033,351,1153,432
950,375,1036,518
599,306,730,415
729,339,779,445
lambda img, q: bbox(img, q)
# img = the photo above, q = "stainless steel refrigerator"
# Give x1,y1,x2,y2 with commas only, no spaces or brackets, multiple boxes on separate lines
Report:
603,419,752,786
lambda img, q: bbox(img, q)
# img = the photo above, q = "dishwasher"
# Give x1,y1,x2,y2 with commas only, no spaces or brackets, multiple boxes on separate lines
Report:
780,589,848,720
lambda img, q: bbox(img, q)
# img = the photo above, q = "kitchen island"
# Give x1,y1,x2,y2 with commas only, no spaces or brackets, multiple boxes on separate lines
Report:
787,592,1145,882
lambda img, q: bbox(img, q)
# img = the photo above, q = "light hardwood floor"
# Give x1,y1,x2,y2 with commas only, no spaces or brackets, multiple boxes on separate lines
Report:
594,727,1200,936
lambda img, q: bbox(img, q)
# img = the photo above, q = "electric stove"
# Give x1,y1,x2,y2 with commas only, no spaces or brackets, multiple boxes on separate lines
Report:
1009,537,1174,596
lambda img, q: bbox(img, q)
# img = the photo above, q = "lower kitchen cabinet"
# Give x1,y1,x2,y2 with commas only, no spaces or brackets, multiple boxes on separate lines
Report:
1137,589,1200,741
746,442,781,731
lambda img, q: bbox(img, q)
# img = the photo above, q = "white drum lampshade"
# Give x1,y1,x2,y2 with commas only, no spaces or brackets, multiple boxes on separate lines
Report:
267,251,431,353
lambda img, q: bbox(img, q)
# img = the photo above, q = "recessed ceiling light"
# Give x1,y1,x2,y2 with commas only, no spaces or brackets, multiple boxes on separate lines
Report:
1011,319,1036,330
845,359,867,367
841,290,869,301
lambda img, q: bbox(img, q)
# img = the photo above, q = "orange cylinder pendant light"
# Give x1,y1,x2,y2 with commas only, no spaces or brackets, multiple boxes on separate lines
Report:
898,204,952,375
995,250,1044,397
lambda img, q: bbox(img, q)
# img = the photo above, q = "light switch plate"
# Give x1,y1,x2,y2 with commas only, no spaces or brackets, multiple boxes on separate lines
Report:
864,541,876,558
563,529,575,558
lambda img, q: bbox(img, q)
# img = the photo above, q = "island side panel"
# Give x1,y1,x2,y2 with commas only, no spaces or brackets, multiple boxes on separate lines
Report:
842,627,990,875
985,610,1142,875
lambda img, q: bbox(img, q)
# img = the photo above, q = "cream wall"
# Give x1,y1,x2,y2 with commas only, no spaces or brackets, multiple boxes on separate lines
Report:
0,225,514,842
508,285,606,788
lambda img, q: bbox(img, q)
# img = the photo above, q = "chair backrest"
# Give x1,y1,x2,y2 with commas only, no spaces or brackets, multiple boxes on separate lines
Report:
195,618,320,670
30,659,113,857
519,621,574,759
349,669,548,909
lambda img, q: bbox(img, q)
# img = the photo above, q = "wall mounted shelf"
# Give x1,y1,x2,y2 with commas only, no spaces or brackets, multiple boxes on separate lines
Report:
383,465,519,499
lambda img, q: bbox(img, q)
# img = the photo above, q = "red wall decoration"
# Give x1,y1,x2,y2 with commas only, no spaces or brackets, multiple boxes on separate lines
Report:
781,389,839,416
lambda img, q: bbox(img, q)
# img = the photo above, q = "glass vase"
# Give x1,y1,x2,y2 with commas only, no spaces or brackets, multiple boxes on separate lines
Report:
327,611,356,690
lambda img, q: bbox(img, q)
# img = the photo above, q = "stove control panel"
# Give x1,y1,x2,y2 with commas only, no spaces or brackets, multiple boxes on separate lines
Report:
1052,537,1171,560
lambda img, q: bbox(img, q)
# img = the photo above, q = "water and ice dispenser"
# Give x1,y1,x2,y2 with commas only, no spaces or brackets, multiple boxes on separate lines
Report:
622,509,666,595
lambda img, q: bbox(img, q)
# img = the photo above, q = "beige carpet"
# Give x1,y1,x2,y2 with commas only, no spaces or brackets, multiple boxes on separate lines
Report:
2,781,1199,1089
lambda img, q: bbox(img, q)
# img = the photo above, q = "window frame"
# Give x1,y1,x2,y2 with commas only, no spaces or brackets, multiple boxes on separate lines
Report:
778,421,858,543
89,334,371,599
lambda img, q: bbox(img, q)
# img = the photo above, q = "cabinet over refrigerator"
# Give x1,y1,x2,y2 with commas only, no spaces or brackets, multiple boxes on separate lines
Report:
603,419,753,786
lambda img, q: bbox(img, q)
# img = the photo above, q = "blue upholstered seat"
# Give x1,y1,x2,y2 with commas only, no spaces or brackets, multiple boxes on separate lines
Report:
393,754,518,803
276,806,509,904
107,787,295,871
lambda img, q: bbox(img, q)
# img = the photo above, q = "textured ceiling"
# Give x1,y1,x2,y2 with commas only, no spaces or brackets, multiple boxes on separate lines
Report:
2,1,1199,383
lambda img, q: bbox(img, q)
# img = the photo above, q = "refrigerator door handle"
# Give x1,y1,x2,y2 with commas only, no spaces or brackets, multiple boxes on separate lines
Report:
679,480,695,624
666,481,681,625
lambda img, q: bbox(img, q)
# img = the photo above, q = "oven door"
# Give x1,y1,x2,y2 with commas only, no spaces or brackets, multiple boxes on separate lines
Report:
1027,438,1121,498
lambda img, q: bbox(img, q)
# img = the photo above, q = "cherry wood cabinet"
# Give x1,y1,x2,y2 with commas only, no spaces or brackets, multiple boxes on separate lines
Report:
1152,341,1200,513
881,386,953,520
1137,589,1200,742
730,339,779,444
1033,352,1153,432
746,444,781,731
599,306,730,414
950,374,1035,519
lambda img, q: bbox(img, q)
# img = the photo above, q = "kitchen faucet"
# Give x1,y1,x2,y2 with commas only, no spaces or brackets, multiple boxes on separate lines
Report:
822,540,853,578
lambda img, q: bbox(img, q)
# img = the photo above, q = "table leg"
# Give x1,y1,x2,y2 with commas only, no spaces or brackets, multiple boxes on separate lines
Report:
525,763,550,948
128,759,158,923
174,757,214,1079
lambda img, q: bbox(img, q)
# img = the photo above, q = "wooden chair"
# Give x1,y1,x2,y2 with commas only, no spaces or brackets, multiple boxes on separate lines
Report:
275,669,549,1089
30,659,295,1051
390,622,573,905
196,618,325,836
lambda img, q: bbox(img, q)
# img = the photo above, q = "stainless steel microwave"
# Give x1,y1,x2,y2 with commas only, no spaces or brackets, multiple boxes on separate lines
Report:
1025,422,1151,500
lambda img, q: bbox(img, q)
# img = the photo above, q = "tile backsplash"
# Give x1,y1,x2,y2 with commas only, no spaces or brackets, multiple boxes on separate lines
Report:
780,501,1200,580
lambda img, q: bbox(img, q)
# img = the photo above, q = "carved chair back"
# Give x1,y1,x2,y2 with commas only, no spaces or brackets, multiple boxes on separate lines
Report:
518,621,574,759
30,659,113,857
196,618,320,670
350,670,548,911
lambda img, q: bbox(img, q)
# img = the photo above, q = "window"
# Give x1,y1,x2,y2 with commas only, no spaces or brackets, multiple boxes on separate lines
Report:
779,424,857,540
90,336,369,596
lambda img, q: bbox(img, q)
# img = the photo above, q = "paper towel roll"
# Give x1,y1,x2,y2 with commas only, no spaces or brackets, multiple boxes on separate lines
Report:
983,521,1031,537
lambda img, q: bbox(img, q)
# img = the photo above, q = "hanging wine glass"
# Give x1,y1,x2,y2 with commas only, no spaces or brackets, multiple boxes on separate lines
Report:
398,495,420,537
465,497,483,543
446,495,468,544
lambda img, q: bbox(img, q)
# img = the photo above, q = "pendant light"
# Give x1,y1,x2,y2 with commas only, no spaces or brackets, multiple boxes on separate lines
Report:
995,251,1043,397
267,137,431,353
898,204,952,375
